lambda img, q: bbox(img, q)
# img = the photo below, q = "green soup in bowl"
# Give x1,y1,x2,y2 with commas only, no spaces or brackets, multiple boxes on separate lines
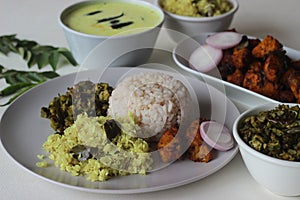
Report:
59,0,164,64
62,1,163,36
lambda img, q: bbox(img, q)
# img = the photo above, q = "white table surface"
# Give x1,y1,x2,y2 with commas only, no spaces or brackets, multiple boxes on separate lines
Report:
1,0,300,199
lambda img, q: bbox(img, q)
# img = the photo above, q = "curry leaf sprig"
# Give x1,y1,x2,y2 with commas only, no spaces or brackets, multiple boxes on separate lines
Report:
0,34,78,106
0,65,59,106
0,34,77,71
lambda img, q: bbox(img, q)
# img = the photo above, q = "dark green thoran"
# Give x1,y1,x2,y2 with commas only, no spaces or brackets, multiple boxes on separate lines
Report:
238,104,300,161
40,80,114,134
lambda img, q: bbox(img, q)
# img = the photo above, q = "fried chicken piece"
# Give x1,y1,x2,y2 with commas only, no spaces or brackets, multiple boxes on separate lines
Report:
157,119,213,163
227,69,244,86
243,61,279,99
217,62,236,80
260,80,279,99
185,119,213,163
263,53,284,82
276,68,296,102
277,90,296,103
247,38,261,49
185,120,203,147
231,47,251,69
252,35,283,58
243,62,264,93
217,49,235,80
292,60,300,70
221,49,234,65
287,70,300,103
157,126,182,163
282,68,295,87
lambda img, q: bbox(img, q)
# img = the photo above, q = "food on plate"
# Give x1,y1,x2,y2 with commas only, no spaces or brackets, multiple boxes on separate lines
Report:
238,104,300,161
200,120,234,151
158,119,213,163
189,31,242,73
107,72,190,140
217,33,300,102
191,31,300,103
185,119,213,162
39,113,152,181
157,125,183,163
40,80,113,134
251,35,283,58
159,0,233,17
189,44,223,73
286,69,300,102
38,72,220,182
205,31,243,50
62,1,163,36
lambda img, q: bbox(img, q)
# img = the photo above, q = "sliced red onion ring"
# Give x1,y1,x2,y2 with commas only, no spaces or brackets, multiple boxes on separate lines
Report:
200,121,234,151
189,44,223,73
205,32,243,50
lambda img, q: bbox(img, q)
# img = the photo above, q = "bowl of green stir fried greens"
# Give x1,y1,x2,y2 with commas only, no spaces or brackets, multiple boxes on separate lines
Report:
233,103,300,197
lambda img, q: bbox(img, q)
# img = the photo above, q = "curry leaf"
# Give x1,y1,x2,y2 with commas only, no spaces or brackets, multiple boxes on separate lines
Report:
58,48,78,66
0,34,78,71
0,34,76,106
0,82,35,96
36,52,50,69
40,71,60,79
0,68,59,85
0,34,18,55
0,84,37,106
0,67,60,106
49,51,60,70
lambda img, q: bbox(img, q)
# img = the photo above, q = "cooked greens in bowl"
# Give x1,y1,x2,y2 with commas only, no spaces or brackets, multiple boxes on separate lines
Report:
233,103,300,196
238,104,300,161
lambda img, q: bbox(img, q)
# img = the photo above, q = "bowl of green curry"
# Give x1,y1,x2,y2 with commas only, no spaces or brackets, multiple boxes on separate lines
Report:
59,0,164,65
156,0,238,41
233,103,300,197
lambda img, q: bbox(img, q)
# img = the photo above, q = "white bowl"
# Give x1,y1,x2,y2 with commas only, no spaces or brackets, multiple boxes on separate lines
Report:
59,0,164,65
155,0,238,41
233,103,300,196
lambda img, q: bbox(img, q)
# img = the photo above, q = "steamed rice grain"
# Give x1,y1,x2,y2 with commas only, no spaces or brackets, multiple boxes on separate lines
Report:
107,72,190,138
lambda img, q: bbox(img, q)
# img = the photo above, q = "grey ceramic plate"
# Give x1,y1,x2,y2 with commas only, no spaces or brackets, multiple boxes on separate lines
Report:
0,67,239,194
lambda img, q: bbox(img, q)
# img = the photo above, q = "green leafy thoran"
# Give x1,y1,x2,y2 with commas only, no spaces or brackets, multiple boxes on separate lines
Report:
238,104,300,161
0,34,77,71
40,81,114,134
